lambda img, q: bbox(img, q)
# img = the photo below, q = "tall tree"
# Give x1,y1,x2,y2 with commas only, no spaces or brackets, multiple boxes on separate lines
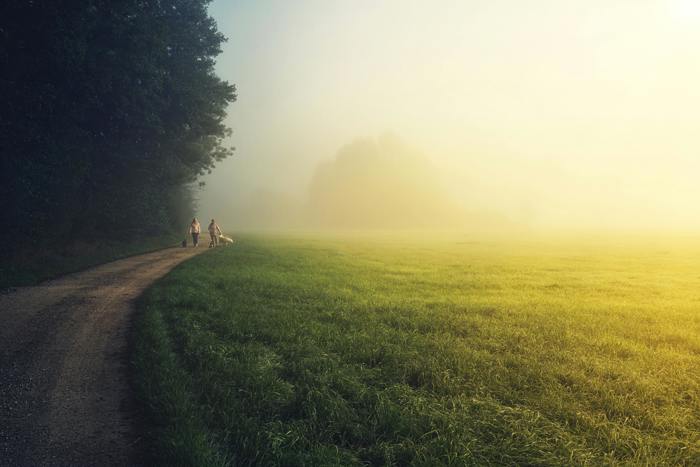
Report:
0,0,235,252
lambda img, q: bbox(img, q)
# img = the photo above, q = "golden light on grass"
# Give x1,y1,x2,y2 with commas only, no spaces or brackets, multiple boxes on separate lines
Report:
135,235,700,464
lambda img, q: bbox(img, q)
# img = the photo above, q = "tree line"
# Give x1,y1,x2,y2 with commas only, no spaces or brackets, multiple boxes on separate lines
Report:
0,0,235,255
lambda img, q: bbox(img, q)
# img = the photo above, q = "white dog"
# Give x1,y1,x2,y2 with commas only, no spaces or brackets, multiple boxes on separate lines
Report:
218,234,234,246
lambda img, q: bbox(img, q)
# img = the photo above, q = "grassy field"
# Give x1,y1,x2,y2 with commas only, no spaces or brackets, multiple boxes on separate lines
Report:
133,233,700,466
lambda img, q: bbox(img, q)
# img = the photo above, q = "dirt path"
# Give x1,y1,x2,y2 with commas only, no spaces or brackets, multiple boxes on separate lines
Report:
0,246,206,466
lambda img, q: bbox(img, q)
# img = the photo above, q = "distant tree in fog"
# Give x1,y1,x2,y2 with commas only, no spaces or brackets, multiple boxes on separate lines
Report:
307,135,464,229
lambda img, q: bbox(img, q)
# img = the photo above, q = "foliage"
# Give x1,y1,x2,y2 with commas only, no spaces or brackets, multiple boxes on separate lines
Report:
134,235,700,466
0,0,235,253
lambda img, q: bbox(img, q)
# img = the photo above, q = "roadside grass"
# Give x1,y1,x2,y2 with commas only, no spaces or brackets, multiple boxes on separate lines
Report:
133,234,700,465
0,233,181,289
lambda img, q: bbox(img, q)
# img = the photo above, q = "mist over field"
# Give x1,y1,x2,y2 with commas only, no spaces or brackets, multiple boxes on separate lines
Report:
201,126,700,234
221,134,508,231
197,0,700,234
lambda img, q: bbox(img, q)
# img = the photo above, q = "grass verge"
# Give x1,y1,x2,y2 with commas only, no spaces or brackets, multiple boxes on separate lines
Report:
133,234,700,466
0,233,181,290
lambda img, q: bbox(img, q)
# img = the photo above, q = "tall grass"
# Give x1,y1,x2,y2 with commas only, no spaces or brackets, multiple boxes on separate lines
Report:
133,234,700,465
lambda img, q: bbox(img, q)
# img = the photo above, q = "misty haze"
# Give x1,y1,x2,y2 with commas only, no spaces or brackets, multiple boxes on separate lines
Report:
216,134,507,231
3,1,700,465
199,0,700,234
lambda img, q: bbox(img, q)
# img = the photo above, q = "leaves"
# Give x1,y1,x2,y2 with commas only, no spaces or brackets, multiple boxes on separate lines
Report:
0,0,236,250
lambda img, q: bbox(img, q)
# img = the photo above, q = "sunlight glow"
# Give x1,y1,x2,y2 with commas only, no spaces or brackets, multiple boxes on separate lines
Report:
203,0,700,233
670,0,700,22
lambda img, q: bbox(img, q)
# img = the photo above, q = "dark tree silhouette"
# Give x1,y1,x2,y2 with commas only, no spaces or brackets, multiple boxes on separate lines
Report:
0,0,235,254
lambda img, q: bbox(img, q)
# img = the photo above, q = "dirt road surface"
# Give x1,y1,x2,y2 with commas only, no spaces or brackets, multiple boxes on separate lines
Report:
0,246,205,466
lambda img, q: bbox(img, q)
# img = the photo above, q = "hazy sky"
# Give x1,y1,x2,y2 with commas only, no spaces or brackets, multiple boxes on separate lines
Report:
199,0,700,231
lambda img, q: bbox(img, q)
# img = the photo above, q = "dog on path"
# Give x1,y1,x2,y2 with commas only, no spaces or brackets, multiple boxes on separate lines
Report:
218,234,234,246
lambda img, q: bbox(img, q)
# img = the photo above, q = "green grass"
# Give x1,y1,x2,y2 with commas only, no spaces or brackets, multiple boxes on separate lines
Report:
0,233,181,289
133,233,700,466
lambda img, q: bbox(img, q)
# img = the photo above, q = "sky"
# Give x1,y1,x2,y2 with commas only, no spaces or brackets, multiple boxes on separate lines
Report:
199,0,700,232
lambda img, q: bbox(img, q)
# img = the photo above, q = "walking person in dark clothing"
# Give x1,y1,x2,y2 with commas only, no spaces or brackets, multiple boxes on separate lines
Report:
188,218,201,247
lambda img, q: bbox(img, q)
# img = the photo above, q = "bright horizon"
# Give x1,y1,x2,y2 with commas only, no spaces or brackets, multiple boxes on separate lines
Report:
200,0,700,233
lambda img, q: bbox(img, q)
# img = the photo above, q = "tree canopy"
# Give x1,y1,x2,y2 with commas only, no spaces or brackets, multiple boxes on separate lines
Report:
0,0,235,252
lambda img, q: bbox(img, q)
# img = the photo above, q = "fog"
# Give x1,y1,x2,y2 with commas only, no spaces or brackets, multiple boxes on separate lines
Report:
198,0,700,233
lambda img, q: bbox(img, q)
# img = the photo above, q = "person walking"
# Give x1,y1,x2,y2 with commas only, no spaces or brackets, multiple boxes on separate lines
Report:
188,218,201,247
208,219,222,247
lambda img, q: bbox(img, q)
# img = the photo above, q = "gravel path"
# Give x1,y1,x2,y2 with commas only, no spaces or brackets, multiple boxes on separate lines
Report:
0,246,205,466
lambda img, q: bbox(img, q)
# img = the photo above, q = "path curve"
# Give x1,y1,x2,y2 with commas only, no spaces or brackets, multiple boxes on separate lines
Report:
0,246,205,466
